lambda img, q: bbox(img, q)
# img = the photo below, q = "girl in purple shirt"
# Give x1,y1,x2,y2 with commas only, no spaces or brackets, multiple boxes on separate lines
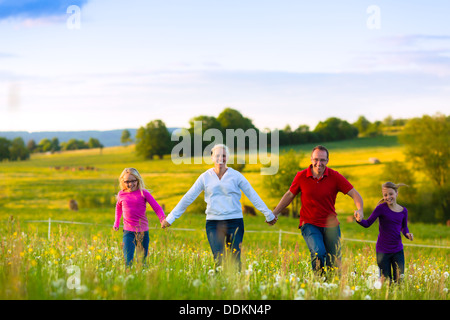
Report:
114,168,166,267
355,182,413,282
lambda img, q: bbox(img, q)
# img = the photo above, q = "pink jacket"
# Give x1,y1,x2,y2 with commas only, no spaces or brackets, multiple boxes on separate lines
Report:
114,189,166,232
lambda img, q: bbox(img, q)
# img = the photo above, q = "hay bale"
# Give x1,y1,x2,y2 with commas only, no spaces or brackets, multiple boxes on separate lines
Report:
69,199,79,211
243,205,256,216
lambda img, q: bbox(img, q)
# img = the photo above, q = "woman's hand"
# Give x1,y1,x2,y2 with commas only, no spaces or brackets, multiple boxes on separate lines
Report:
266,215,278,226
113,227,119,231
406,233,414,241
161,219,171,229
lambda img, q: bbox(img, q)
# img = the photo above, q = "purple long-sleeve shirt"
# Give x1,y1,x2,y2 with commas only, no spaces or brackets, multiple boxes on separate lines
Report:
357,202,410,253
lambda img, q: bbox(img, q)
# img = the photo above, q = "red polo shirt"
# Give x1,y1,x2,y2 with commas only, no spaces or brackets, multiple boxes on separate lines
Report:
289,165,353,228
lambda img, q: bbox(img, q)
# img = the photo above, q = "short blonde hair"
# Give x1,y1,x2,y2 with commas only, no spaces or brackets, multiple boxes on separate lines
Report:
119,167,146,196
211,144,230,157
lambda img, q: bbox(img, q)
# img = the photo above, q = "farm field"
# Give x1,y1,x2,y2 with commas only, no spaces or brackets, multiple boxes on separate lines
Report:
0,136,449,301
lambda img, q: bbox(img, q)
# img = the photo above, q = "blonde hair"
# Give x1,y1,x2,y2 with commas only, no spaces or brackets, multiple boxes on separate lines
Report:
377,181,408,205
119,167,146,196
211,144,230,157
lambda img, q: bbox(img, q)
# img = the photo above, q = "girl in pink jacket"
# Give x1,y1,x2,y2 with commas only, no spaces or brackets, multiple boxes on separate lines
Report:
114,168,166,267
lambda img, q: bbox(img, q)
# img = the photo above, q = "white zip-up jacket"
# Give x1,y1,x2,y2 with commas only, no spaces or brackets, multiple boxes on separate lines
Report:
166,167,275,224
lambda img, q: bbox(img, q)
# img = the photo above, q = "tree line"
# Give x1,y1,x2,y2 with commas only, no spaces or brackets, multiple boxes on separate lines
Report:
134,107,406,159
264,113,449,224
0,136,104,162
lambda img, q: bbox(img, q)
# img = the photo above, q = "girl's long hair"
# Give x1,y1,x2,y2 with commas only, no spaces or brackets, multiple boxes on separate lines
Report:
118,167,146,197
377,181,408,205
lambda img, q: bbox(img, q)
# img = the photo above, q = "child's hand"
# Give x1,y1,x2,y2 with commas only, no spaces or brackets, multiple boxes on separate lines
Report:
406,233,414,241
113,227,119,231
161,219,171,229
354,210,362,222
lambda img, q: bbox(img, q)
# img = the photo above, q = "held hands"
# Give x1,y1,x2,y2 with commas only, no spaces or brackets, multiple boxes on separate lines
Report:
266,214,278,226
406,233,414,241
161,219,171,229
354,209,364,222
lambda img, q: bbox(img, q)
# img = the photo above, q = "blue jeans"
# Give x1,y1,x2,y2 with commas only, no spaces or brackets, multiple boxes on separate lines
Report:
123,230,149,267
376,250,405,282
206,218,244,269
300,223,341,273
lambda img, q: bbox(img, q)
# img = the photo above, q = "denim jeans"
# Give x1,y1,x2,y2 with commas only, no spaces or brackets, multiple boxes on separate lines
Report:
376,250,405,282
300,223,341,273
123,230,149,267
205,218,244,269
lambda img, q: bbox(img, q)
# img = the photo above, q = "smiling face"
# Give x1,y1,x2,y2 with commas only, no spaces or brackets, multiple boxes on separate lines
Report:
211,147,228,168
311,149,329,177
382,187,398,206
122,173,138,192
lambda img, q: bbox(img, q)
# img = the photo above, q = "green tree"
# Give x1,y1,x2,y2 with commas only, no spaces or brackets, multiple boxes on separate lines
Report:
188,115,223,154
62,139,88,151
135,119,171,159
27,139,37,153
50,137,61,152
9,137,30,161
264,150,304,218
121,129,133,146
399,113,450,222
217,107,256,131
399,113,449,188
353,115,371,136
0,137,11,161
38,138,52,152
313,117,358,141
87,137,103,149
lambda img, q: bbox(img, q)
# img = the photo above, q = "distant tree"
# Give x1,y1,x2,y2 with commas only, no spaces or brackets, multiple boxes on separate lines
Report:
0,137,11,161
27,139,37,153
383,115,394,127
313,117,358,141
63,139,88,151
38,138,52,153
121,129,133,146
9,137,30,161
264,150,304,218
217,107,256,131
353,115,371,136
135,119,171,159
293,124,318,144
188,115,223,153
399,113,449,188
87,137,103,149
50,137,61,152
354,116,383,137
399,113,449,223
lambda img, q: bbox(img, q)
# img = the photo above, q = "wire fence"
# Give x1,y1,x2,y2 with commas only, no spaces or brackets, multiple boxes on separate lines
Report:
23,218,450,250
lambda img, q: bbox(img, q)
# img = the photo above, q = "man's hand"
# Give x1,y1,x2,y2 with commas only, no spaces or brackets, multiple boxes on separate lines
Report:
266,215,278,226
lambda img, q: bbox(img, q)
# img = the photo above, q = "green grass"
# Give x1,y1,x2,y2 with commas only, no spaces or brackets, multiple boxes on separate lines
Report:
0,136,449,300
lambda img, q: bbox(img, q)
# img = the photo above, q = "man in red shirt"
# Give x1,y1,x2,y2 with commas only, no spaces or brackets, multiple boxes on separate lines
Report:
272,145,364,274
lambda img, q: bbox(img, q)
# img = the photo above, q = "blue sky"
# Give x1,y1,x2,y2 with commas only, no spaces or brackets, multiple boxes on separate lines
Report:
0,0,449,132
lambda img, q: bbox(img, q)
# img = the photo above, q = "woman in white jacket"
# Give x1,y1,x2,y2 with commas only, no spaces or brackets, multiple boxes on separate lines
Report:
162,144,277,269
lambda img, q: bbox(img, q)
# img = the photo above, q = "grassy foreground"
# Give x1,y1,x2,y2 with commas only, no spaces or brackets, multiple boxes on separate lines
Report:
0,136,449,300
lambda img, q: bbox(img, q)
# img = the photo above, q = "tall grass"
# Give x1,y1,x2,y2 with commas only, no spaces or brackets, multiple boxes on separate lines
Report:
0,136,449,300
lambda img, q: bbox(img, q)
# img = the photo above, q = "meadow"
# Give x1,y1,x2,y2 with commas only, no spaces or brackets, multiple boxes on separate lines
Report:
0,136,449,300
